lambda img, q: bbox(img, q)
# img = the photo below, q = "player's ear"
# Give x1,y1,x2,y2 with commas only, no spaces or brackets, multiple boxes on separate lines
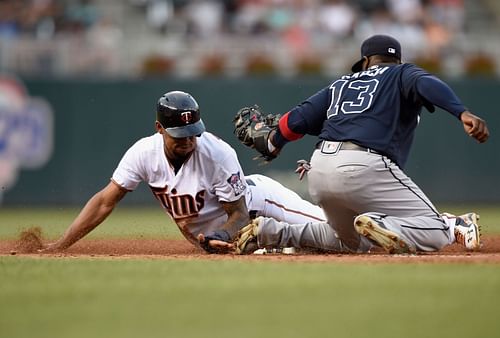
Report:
361,56,369,70
155,121,163,133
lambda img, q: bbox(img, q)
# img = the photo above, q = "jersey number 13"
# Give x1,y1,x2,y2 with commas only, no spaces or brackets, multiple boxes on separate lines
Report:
327,79,379,118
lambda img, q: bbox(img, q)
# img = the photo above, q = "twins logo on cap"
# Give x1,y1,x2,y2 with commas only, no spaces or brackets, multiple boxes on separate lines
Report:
181,111,192,124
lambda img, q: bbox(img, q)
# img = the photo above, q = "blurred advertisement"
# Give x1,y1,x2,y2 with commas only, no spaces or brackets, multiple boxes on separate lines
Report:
0,74,53,203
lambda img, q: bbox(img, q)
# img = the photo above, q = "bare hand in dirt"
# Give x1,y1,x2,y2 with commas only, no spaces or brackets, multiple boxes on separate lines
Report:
37,242,62,254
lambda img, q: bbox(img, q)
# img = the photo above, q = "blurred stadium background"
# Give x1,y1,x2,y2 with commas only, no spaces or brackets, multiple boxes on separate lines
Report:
0,0,499,206
1,0,500,77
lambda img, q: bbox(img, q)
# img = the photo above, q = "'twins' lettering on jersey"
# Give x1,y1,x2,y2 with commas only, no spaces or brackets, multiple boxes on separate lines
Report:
112,132,249,236
151,186,205,221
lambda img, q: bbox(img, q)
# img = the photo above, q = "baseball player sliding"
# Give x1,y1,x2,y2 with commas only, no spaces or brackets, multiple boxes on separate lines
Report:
233,34,490,255
40,91,335,254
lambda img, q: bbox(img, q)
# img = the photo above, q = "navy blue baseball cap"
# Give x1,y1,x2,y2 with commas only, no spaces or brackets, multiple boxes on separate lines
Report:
351,34,402,72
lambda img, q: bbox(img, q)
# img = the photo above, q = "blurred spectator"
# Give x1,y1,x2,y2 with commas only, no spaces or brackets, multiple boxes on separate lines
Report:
146,0,173,34
5,0,64,40
0,0,21,39
425,0,465,33
22,0,61,39
264,0,295,33
356,0,386,13
385,0,424,25
0,0,496,78
355,4,400,38
317,0,357,39
282,23,310,58
84,17,123,74
422,17,452,58
63,0,99,33
293,0,319,35
231,0,269,35
184,0,225,37
355,3,426,61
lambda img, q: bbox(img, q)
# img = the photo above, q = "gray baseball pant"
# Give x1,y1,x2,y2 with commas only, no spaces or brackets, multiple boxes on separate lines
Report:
306,146,453,252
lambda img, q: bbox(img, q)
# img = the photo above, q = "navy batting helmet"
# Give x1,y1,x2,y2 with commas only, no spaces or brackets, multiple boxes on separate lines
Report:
156,91,206,137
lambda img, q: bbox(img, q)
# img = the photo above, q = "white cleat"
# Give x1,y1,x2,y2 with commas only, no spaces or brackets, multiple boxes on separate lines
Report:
354,215,416,254
454,213,481,251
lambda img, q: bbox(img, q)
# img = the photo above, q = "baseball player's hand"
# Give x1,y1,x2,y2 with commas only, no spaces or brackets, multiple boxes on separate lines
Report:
295,159,311,180
197,230,234,254
37,242,62,253
460,111,489,143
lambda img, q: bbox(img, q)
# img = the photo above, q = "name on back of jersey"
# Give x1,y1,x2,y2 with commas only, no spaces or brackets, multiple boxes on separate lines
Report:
342,66,389,80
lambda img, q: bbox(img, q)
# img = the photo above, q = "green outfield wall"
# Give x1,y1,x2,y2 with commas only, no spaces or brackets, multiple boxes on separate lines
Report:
3,76,499,205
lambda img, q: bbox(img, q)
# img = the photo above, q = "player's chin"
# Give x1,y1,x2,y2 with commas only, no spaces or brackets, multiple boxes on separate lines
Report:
174,146,195,157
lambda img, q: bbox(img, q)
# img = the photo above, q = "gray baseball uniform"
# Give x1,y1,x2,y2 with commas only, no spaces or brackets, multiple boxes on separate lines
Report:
307,143,452,252
246,173,357,253
246,143,453,253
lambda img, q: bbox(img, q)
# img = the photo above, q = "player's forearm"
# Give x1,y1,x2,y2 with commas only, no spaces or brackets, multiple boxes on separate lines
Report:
220,197,250,238
222,210,250,238
54,192,116,250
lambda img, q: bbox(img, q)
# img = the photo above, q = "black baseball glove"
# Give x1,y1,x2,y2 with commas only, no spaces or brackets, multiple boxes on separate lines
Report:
199,229,232,253
233,105,281,162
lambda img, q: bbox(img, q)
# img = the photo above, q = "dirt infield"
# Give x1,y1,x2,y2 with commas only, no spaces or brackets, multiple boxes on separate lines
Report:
2,235,500,263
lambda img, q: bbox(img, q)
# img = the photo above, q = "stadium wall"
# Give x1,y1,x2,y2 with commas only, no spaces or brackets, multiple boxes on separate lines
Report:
3,77,499,205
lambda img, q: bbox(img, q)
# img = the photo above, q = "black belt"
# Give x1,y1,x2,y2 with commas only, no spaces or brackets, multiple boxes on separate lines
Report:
316,141,380,155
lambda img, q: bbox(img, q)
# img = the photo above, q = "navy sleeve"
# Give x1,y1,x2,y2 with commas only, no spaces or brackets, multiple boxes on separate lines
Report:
415,75,466,118
273,86,331,148
401,64,466,119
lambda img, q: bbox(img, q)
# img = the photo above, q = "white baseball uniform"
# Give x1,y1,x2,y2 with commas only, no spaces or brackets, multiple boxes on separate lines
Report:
111,131,328,249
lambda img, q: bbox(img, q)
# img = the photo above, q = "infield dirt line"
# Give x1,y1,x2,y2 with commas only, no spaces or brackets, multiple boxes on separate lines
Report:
2,237,500,263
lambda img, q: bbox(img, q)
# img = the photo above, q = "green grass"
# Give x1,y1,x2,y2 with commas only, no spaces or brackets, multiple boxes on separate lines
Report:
0,257,499,338
0,206,182,239
1,204,499,240
1,205,499,338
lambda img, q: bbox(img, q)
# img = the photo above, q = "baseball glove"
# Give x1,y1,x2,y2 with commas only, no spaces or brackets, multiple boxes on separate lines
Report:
234,217,261,254
233,105,281,162
199,229,231,253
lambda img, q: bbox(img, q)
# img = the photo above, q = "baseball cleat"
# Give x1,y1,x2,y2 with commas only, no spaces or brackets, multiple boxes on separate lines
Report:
454,213,481,251
234,217,261,254
354,215,416,254
252,247,296,255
